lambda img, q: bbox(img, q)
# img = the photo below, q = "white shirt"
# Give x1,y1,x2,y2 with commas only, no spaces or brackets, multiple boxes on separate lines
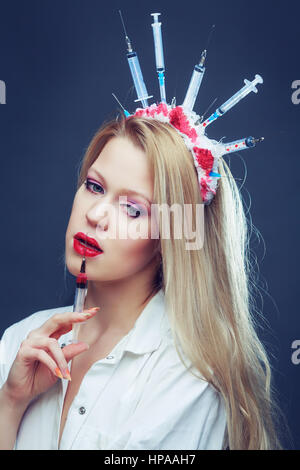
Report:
0,289,227,450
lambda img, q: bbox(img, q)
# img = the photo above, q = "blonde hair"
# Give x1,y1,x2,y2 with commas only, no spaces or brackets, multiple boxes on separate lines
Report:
77,113,291,449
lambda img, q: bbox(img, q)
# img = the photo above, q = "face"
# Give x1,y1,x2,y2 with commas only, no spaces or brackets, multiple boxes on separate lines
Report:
65,136,160,282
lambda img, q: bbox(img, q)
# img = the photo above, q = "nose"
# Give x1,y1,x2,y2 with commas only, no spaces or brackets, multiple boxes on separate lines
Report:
85,199,110,232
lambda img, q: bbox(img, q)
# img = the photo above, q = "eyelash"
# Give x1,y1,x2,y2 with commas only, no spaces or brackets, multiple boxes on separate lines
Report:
84,178,144,219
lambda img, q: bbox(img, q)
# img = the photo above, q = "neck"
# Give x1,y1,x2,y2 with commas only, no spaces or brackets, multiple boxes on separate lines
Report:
81,270,160,343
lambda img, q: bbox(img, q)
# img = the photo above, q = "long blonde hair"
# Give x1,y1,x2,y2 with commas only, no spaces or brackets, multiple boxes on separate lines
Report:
77,113,291,449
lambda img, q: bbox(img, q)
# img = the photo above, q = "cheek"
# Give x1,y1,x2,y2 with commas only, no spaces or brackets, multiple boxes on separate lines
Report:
127,236,156,257
112,218,158,268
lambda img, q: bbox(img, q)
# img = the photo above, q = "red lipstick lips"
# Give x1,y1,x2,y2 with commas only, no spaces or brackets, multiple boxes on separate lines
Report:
73,232,103,258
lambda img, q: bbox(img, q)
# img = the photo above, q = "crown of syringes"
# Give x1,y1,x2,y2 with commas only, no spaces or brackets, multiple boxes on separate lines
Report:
114,11,264,205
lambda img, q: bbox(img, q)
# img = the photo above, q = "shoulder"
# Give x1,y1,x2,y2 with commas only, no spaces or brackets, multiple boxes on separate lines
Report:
151,331,207,384
141,332,222,412
118,334,227,449
1,304,72,341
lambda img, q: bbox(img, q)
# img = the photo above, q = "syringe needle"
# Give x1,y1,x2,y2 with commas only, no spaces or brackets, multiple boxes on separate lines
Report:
112,93,131,117
83,232,88,262
112,92,123,109
195,97,218,124
119,10,132,52
202,97,218,119
118,9,127,37
205,24,215,51
80,242,86,273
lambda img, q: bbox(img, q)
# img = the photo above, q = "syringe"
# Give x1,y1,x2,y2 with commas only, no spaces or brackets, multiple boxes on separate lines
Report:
151,13,166,104
112,93,131,117
183,50,207,112
72,239,88,343
202,74,263,129
222,136,264,154
119,10,153,108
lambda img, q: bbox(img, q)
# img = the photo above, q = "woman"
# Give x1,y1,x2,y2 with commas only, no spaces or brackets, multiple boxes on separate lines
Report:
0,111,287,450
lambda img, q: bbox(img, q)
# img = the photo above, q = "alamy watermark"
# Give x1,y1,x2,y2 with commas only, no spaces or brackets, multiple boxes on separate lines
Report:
91,196,205,251
291,340,300,365
0,80,6,104
291,80,300,105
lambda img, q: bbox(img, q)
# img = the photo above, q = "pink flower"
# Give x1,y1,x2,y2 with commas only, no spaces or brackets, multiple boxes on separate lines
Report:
169,107,198,142
193,147,214,175
131,103,215,204
153,102,168,116
169,107,189,132
134,109,145,117
133,104,199,142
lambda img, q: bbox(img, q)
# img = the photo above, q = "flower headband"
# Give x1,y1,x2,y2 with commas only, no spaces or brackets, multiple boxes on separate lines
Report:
114,12,264,205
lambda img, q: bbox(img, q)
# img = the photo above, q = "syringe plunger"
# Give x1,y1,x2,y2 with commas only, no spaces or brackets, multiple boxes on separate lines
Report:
219,74,263,115
151,12,167,104
151,13,165,70
202,74,263,128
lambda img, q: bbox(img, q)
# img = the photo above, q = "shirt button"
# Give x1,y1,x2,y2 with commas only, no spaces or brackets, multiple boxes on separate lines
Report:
106,355,114,359
78,406,86,415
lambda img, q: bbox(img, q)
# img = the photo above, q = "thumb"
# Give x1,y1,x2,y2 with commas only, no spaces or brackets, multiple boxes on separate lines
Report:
61,342,89,363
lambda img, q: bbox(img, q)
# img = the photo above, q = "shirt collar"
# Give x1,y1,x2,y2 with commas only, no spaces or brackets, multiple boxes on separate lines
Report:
122,288,170,355
62,288,170,356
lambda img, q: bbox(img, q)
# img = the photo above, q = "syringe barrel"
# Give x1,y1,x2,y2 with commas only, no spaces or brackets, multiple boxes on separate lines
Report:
127,52,150,107
219,84,254,115
183,65,205,111
73,285,87,313
223,136,255,154
151,22,165,70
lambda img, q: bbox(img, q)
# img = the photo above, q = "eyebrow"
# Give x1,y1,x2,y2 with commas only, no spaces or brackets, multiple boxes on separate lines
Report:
88,167,152,206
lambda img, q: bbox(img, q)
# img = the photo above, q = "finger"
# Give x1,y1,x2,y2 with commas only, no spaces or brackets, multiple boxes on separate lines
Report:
26,337,72,380
49,309,99,340
31,308,100,339
20,345,62,379
60,342,90,364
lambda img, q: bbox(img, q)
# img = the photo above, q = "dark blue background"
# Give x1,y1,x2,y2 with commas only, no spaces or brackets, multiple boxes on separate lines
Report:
0,0,299,449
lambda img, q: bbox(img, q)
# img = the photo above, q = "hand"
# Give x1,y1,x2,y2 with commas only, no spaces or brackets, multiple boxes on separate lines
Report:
2,307,99,407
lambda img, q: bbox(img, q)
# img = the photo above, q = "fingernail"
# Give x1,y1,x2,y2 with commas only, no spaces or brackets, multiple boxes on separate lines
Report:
54,367,64,379
81,313,92,319
82,307,99,317
63,368,72,381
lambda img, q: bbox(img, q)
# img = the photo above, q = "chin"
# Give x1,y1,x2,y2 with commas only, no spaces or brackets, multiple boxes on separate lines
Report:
65,260,78,278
